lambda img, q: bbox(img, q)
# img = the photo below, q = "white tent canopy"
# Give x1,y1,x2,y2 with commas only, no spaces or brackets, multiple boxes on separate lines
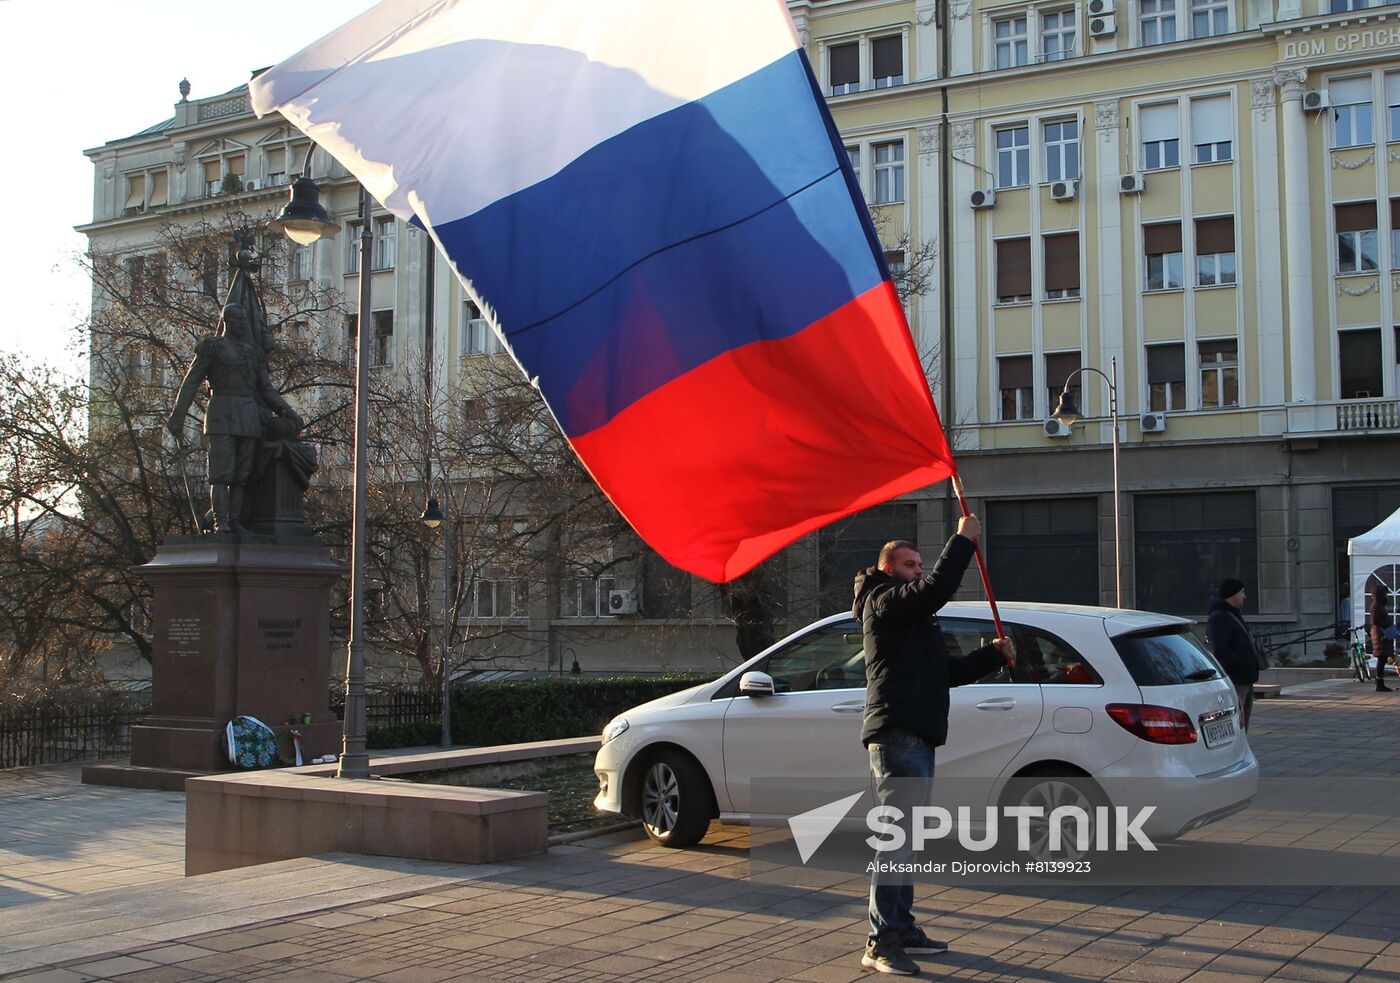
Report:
1347,506,1400,629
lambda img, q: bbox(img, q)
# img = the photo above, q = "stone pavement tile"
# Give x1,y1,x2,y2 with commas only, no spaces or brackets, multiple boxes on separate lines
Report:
1360,954,1400,975
1274,945,1375,983
59,956,161,979
1045,954,1133,978
3,971,99,983
233,940,306,961
575,952,661,975
369,965,463,983
122,943,220,966
1109,959,1197,982
1181,923,1261,942
1203,950,1293,976
1179,972,1273,983
518,927,601,947
1310,934,1393,955
296,911,370,929
782,961,867,983
106,967,214,983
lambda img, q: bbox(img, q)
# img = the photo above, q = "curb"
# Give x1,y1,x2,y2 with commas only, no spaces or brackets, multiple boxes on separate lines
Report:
548,820,642,846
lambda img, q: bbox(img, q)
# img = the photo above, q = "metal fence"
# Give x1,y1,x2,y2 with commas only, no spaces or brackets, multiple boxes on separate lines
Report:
330,688,442,730
0,696,151,770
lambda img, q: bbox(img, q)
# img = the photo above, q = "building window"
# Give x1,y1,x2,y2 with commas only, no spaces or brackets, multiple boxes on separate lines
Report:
372,216,396,270
642,551,693,618
1140,103,1180,169
1392,199,1400,269
122,169,169,214
1134,491,1256,615
201,153,246,197
872,35,904,88
1190,95,1232,163
1147,343,1186,411
1388,72,1400,140
201,250,220,299
1339,329,1383,399
828,41,860,95
995,237,1032,304
1043,232,1080,299
265,146,288,187
994,16,1029,68
1336,201,1379,274
846,145,861,189
1045,351,1082,414
986,499,1099,605
1195,216,1236,286
289,243,311,282
818,504,917,614
561,575,616,618
346,221,362,274
1198,338,1238,408
1043,119,1080,181
472,578,527,619
996,125,1030,188
872,141,905,203
1331,76,1374,149
1331,0,1374,12
371,310,393,366
1190,0,1228,37
1140,0,1177,45
1144,222,1184,290
1041,9,1077,61
998,356,1034,421
462,301,500,355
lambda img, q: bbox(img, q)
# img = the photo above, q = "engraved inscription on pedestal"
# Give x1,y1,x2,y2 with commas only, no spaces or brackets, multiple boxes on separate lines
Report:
168,617,202,658
259,617,301,653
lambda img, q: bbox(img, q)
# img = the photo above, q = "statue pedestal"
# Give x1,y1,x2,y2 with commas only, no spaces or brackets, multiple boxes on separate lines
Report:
125,539,345,773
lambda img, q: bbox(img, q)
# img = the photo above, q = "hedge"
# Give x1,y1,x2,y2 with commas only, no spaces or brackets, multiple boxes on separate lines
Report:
447,674,716,746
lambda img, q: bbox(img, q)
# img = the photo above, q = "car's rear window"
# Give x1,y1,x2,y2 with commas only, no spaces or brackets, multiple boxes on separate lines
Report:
1111,626,1223,686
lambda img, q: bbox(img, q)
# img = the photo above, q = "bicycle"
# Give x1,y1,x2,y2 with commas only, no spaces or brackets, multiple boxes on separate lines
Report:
1348,627,1372,682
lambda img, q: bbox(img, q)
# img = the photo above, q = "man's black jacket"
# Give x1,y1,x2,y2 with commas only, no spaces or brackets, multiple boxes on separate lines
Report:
1205,597,1260,686
854,535,1004,748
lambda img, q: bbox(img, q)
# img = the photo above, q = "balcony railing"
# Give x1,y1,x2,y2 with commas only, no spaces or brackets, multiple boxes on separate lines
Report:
1280,398,1400,435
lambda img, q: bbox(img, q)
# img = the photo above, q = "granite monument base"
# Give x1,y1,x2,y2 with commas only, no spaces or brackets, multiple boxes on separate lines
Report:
86,538,345,785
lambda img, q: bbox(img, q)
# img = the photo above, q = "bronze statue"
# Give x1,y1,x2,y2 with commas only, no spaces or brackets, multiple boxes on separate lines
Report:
167,244,305,534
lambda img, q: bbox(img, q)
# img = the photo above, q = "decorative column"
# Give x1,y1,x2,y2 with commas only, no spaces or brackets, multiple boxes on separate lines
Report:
917,125,942,408
914,0,939,80
1251,78,1287,406
1095,99,1125,415
1277,68,1316,403
949,0,975,76
949,120,980,446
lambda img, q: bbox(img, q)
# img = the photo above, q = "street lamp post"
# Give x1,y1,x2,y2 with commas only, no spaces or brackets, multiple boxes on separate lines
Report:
270,148,375,778
419,490,453,748
1050,356,1123,610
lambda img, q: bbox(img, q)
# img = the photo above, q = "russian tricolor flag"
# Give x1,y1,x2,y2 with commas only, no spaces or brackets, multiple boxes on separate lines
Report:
251,0,955,583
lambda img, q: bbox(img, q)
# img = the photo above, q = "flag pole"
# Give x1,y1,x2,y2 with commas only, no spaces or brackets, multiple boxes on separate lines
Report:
949,471,1006,642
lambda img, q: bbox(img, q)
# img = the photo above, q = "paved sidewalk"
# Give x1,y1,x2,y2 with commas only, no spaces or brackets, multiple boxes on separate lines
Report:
1,680,1398,982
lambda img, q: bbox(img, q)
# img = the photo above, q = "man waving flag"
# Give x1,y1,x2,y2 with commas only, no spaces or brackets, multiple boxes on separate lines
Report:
251,0,957,583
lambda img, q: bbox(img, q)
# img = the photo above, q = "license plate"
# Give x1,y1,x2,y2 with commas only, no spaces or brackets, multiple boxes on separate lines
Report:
1200,713,1236,748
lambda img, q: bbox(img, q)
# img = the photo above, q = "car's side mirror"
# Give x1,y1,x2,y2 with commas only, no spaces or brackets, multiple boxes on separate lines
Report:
738,671,776,697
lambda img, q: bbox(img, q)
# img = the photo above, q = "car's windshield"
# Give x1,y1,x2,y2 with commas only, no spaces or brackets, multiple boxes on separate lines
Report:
1112,626,1222,685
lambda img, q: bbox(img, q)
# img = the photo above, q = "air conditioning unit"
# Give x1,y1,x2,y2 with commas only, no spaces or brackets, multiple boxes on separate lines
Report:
1141,411,1167,433
608,589,638,615
1087,0,1115,15
1120,172,1145,194
1050,179,1079,201
1089,14,1116,36
243,179,261,192
1044,418,1074,438
970,188,997,209
1303,90,1329,112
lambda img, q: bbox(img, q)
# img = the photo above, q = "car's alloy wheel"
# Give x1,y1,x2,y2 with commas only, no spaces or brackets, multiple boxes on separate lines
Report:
1008,775,1106,863
637,751,713,847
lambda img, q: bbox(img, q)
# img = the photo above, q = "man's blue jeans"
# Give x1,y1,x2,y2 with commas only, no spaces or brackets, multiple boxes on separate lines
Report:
868,728,936,942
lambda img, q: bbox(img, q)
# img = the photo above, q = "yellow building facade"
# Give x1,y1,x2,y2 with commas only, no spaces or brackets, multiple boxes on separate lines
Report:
800,0,1400,636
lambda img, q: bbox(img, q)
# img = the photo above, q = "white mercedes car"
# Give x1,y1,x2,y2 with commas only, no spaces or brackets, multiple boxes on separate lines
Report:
595,603,1258,849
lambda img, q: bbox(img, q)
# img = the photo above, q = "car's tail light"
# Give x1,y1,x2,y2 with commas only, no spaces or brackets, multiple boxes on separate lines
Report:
1105,703,1198,744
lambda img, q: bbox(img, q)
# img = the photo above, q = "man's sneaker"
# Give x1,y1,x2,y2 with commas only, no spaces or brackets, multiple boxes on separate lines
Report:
861,937,918,975
899,927,949,955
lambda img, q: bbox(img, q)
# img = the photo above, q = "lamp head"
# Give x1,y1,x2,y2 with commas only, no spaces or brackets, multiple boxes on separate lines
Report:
1051,389,1082,426
419,497,444,529
269,175,340,245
